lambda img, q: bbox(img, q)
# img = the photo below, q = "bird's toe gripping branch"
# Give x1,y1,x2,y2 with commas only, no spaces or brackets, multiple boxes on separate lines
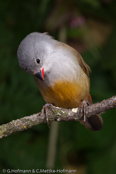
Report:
41,103,54,127
82,100,88,122
80,100,103,131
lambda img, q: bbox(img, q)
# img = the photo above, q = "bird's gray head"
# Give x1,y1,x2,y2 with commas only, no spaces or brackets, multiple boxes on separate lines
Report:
17,32,81,86
17,32,55,80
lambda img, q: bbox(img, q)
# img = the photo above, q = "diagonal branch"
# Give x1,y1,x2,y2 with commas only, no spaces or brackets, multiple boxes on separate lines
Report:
0,96,116,139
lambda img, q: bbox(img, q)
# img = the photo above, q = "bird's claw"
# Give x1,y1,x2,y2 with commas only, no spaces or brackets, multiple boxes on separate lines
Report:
41,103,53,128
82,100,89,122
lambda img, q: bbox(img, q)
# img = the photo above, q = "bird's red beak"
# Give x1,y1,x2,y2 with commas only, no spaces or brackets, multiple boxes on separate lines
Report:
35,68,44,81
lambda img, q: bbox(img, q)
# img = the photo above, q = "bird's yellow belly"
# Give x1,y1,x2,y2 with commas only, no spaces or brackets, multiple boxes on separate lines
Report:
39,80,89,108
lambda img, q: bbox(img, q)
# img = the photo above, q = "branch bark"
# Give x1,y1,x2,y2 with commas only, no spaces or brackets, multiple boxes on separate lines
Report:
0,96,116,139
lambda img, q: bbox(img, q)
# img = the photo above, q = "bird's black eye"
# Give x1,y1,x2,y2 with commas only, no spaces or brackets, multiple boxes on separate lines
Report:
36,59,40,64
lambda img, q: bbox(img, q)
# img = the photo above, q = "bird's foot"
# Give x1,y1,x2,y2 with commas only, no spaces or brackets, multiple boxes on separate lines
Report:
41,103,54,128
81,100,89,122
79,100,92,130
80,100,103,131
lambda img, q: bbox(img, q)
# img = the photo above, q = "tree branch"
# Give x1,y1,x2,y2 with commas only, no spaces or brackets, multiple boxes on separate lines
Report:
0,96,116,139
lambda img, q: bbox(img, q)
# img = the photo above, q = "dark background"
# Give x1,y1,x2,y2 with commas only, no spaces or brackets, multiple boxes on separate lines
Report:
0,0,116,173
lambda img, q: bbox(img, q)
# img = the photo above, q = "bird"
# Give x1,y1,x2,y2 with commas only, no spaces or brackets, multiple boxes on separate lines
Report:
17,32,103,131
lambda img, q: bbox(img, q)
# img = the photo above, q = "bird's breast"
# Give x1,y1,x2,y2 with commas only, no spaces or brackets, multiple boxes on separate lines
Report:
36,78,90,108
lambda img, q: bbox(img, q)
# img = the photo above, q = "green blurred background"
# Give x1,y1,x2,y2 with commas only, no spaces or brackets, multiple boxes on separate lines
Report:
0,0,116,173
